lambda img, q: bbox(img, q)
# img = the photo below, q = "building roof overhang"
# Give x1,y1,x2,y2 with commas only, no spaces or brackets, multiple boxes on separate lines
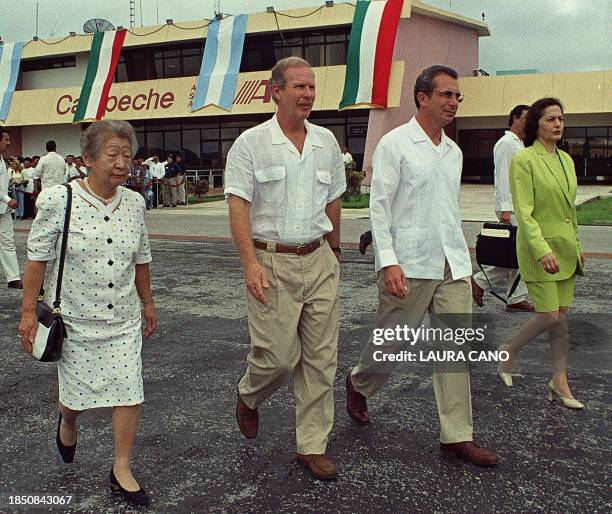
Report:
19,1,489,60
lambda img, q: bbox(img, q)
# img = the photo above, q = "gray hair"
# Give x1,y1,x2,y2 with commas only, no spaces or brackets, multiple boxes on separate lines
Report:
413,65,459,108
269,57,311,104
80,120,138,161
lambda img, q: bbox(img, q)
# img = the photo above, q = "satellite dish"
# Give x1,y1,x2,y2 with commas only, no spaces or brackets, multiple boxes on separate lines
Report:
83,18,116,33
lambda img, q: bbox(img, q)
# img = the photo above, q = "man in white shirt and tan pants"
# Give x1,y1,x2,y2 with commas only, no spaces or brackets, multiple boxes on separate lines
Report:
471,105,534,312
0,129,22,289
345,66,497,467
226,57,346,481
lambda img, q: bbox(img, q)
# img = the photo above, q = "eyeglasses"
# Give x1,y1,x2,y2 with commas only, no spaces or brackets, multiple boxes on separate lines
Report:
425,90,464,103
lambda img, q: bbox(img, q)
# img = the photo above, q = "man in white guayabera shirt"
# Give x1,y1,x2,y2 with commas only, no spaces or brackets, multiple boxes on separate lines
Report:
472,104,534,312
36,140,67,190
345,66,498,467
0,129,22,289
225,57,346,481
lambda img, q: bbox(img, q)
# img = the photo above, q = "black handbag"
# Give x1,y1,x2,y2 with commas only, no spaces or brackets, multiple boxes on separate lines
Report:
475,222,521,305
31,185,72,362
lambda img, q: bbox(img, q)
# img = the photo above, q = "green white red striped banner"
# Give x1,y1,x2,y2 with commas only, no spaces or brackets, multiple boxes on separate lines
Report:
339,0,404,110
73,30,127,122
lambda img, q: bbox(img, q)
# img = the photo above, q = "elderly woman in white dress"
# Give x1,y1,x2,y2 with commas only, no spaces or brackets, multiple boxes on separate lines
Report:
19,120,157,507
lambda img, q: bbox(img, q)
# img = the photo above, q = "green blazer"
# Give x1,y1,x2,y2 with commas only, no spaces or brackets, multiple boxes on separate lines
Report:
509,140,583,282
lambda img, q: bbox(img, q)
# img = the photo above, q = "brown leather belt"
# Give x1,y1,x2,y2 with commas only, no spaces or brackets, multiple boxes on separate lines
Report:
253,237,324,255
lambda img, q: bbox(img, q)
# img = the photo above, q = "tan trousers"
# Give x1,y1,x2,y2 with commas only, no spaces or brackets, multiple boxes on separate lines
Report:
351,262,474,444
163,177,178,206
238,242,340,454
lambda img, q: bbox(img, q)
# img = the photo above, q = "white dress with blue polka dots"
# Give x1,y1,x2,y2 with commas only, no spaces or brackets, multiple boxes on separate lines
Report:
27,181,152,409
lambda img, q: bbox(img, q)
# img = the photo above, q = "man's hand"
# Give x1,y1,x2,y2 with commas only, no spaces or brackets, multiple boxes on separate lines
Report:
540,252,560,274
8,199,18,209
245,262,270,305
499,211,512,224
383,265,408,299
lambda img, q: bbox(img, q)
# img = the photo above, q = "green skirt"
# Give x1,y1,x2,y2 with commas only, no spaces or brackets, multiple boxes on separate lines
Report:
525,275,575,312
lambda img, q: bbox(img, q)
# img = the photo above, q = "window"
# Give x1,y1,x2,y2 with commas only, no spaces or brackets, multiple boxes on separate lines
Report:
22,55,76,72
130,111,368,169
116,42,203,82
459,126,612,180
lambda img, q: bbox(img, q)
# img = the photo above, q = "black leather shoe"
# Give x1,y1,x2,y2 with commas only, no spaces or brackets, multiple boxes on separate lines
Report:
359,231,373,255
56,413,76,463
109,467,150,506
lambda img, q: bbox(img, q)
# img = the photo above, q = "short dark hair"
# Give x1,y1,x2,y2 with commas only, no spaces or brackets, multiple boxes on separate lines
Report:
46,140,57,152
24,157,32,163
414,65,459,108
524,97,564,147
507,104,530,128
32,155,40,160
66,154,74,159
0,128,9,139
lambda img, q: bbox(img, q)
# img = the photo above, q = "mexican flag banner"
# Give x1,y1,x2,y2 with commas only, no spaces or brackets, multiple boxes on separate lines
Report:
339,0,404,110
74,30,127,122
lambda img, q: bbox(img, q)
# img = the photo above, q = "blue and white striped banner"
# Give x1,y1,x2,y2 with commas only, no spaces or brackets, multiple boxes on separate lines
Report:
192,14,248,112
0,42,25,121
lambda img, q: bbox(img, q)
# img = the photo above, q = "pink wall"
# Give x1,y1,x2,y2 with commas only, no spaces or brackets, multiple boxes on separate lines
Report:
362,13,480,184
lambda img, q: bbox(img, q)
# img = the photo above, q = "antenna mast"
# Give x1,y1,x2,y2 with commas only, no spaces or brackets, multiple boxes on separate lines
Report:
129,0,136,28
214,1,222,15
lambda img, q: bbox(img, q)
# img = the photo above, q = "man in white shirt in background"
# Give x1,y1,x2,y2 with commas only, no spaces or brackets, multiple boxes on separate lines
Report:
345,65,497,467
36,140,66,190
144,155,165,208
65,154,79,182
471,105,533,312
226,57,345,481
74,156,88,177
342,145,354,167
0,129,22,289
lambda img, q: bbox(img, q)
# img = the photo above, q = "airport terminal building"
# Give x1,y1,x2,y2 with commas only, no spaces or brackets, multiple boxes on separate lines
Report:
3,0,611,185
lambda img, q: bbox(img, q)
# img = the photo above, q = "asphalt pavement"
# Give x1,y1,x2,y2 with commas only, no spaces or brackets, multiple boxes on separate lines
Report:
1,232,610,513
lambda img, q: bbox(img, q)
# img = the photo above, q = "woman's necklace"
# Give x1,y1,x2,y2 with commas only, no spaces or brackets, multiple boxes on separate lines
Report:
83,178,117,205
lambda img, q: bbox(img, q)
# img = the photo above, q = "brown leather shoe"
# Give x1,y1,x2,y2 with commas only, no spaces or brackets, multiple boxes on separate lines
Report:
506,300,535,312
440,441,498,467
346,373,370,425
297,453,338,481
7,280,23,289
471,277,484,307
236,390,258,439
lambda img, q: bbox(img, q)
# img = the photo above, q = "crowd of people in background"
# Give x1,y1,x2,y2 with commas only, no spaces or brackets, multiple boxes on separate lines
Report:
2,140,189,218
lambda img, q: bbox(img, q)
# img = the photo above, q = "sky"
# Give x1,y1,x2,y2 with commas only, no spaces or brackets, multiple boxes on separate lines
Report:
3,0,611,74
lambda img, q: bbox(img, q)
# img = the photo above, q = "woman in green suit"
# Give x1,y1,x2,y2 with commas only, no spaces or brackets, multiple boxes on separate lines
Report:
498,97,585,409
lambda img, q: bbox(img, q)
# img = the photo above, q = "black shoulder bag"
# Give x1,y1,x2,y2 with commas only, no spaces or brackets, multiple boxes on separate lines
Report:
31,184,72,362
475,222,521,304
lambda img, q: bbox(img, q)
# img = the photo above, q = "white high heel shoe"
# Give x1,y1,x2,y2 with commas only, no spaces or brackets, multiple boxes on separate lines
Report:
497,345,513,387
547,380,584,410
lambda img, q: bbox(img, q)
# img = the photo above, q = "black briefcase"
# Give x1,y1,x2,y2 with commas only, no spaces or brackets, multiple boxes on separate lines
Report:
475,222,519,269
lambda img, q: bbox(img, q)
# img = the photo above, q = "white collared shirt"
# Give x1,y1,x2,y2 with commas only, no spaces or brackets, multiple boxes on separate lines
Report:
37,151,67,190
23,167,36,193
27,182,151,321
494,130,524,212
370,117,471,280
0,157,12,214
145,158,165,179
224,115,346,244
66,163,80,181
